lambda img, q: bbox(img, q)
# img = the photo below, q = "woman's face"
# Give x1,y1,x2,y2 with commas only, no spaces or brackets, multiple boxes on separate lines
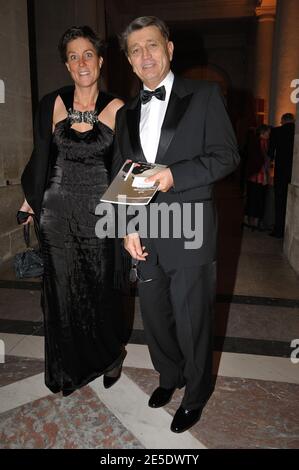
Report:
65,37,103,88
261,130,270,139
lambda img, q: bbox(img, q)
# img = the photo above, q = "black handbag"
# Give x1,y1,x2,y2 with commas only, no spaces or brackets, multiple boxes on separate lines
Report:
14,214,44,279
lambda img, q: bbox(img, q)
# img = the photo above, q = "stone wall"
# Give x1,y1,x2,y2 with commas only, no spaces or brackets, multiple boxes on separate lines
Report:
0,0,33,264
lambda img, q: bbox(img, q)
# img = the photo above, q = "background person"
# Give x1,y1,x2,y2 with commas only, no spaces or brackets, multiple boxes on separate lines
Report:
269,113,295,238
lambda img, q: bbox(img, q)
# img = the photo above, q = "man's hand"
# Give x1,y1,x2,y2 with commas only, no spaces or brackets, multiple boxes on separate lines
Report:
145,168,174,192
18,199,34,225
123,233,148,261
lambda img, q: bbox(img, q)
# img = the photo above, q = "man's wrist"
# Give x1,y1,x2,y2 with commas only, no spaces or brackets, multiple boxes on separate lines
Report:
124,232,139,239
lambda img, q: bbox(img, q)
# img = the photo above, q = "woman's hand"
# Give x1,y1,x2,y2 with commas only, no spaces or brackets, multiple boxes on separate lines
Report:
18,200,34,225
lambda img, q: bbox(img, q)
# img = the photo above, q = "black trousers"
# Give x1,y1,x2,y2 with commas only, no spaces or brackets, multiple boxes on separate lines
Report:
138,260,216,410
245,181,266,219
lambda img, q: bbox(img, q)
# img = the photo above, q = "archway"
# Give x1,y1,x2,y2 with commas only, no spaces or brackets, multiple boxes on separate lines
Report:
181,63,231,97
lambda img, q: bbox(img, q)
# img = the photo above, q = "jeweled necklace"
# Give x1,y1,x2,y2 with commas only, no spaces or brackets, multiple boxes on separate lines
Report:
67,108,98,126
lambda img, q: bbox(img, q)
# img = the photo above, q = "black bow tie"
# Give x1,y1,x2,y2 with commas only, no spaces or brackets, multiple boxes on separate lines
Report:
140,86,166,104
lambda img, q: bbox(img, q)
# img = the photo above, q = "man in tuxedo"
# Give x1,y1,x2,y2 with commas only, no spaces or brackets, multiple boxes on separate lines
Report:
112,16,239,433
269,113,295,238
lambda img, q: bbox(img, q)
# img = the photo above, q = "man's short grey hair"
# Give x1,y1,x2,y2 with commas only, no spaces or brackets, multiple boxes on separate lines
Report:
119,16,170,55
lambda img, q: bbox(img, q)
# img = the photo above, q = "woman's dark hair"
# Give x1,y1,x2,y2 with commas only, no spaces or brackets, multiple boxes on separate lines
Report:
119,16,170,55
58,25,104,62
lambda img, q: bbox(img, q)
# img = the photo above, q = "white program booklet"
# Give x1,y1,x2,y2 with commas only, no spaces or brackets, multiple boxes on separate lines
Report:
100,161,166,205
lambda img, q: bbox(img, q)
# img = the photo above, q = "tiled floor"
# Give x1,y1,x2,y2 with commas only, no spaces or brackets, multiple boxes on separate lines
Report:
1,179,299,449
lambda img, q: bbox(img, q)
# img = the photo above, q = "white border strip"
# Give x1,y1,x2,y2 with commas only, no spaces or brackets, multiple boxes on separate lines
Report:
0,373,48,413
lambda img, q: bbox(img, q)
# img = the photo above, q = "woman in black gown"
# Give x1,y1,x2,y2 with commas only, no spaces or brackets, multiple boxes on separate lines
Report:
19,26,125,396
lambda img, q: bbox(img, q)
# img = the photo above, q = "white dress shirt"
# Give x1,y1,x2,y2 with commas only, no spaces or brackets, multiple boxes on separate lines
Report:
140,70,174,163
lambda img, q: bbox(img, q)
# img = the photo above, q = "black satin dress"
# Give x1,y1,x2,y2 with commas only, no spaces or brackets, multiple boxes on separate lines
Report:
39,92,123,396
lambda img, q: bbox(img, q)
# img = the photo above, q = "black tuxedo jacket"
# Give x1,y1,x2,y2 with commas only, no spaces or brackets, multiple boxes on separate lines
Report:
112,76,240,268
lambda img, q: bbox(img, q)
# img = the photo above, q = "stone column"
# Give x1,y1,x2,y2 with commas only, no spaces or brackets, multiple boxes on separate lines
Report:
0,0,33,263
269,0,299,125
253,1,276,124
284,102,299,274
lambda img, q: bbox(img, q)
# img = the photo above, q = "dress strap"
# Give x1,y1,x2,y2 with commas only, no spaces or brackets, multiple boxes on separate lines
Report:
59,87,117,115
95,92,117,115
59,86,75,111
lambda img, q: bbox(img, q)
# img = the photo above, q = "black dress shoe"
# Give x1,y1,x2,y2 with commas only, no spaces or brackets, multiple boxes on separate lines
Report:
103,351,127,389
103,369,122,389
170,406,203,433
148,386,176,408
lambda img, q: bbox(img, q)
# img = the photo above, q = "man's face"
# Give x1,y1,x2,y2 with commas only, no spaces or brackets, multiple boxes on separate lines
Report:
127,26,174,90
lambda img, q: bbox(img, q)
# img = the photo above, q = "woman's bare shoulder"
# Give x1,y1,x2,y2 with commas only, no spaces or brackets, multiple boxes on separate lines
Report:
106,98,125,117
53,95,68,125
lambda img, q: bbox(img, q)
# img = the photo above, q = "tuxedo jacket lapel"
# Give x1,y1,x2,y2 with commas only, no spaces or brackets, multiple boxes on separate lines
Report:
126,98,146,162
155,77,193,163
125,76,193,164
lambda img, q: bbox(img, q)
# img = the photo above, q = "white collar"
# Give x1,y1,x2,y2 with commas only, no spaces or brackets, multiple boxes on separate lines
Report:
143,70,174,99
